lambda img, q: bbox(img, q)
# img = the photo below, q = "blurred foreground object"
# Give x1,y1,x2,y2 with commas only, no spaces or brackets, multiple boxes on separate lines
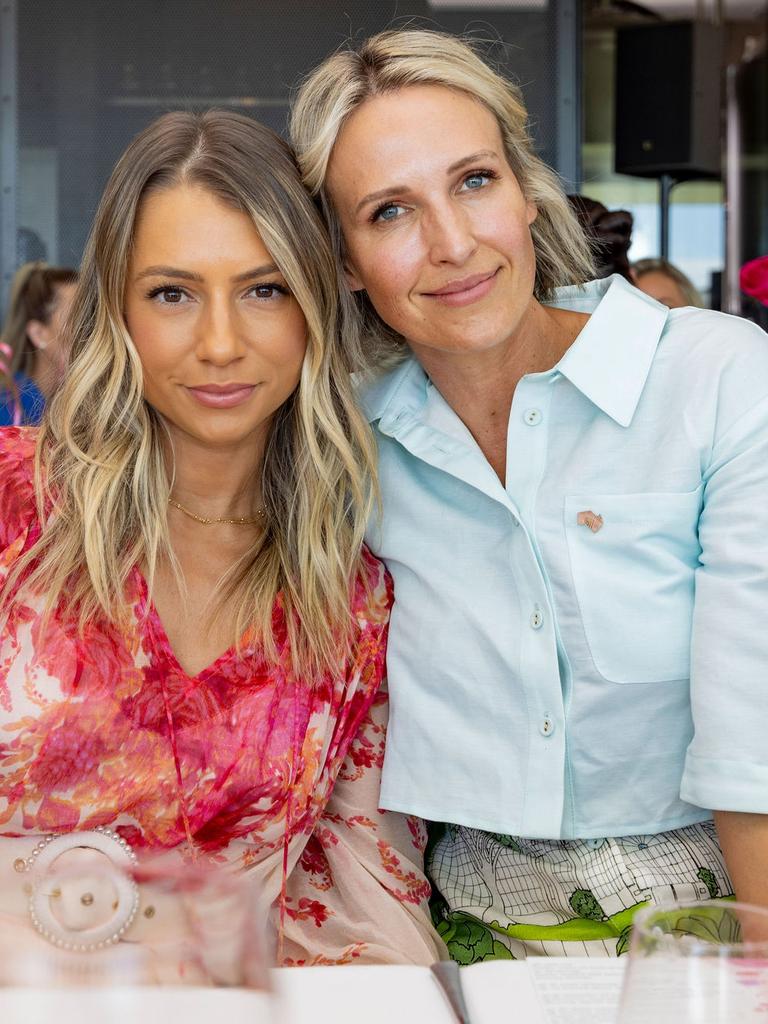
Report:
0,854,276,1023
618,900,768,1023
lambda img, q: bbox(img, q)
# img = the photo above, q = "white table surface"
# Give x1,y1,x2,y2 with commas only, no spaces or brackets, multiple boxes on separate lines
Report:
0,960,628,1024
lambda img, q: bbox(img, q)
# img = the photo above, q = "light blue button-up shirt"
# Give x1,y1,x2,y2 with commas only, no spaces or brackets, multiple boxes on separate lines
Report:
362,275,768,839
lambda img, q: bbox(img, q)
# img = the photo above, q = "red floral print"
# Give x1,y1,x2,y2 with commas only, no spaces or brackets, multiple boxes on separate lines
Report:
0,426,444,966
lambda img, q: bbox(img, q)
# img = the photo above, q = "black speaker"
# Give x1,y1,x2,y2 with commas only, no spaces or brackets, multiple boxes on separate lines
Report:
614,22,723,179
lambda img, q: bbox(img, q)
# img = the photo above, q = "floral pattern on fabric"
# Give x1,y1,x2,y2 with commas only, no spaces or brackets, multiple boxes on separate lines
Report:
0,426,444,966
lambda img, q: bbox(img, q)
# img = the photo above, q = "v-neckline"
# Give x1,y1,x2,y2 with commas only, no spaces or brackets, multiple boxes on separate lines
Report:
132,567,242,681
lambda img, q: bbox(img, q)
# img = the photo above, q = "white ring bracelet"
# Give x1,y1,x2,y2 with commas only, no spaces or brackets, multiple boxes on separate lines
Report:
23,827,139,952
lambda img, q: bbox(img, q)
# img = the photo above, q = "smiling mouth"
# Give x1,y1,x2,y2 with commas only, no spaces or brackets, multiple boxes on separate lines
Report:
423,269,500,306
185,383,257,409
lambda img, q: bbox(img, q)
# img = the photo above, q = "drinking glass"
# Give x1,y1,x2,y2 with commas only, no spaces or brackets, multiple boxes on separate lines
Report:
0,841,279,1023
618,899,768,1023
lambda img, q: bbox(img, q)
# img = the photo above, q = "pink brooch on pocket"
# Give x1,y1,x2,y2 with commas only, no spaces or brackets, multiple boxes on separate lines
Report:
577,510,604,533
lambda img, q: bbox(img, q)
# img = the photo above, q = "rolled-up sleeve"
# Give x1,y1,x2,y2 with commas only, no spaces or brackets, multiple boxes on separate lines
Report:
682,348,768,812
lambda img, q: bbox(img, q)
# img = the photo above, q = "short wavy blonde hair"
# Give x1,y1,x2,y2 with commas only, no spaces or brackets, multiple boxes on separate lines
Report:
290,28,595,372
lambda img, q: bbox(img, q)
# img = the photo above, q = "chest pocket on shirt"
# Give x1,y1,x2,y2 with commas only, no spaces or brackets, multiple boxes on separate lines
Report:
564,488,703,684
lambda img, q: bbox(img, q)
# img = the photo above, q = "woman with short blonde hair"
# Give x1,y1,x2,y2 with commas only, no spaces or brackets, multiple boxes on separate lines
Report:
291,28,594,374
0,109,443,967
292,28,768,960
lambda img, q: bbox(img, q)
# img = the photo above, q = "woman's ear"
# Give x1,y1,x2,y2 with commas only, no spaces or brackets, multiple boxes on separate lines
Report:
26,319,49,350
526,200,538,227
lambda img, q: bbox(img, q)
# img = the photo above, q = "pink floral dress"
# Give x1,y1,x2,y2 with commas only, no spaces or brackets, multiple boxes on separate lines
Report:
0,427,443,965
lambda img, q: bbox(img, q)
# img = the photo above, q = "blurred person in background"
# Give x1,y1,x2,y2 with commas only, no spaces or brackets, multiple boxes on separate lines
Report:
292,27,768,960
0,110,444,967
568,195,634,281
0,262,78,425
633,257,703,309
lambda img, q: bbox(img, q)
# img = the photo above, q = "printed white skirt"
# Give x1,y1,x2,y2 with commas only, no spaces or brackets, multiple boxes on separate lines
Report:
428,820,731,962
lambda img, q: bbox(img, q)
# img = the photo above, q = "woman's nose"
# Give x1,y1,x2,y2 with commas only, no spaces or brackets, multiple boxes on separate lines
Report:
426,204,478,266
194,301,246,365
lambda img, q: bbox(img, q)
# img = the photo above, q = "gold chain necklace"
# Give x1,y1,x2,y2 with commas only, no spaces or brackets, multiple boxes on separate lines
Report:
168,496,266,526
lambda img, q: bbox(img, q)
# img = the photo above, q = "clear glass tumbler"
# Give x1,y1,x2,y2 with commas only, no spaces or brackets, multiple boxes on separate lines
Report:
618,899,768,1024
0,845,278,1024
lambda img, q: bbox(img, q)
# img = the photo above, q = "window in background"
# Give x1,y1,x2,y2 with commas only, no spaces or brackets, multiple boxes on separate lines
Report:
582,17,726,306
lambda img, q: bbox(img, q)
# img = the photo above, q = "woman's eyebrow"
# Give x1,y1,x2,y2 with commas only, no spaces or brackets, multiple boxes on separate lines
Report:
134,263,279,283
353,150,502,215
135,266,202,282
355,186,412,216
231,263,279,282
446,150,501,174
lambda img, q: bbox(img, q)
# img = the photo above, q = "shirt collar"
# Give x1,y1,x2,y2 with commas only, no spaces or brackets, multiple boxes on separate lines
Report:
360,356,428,428
550,274,669,427
361,274,669,430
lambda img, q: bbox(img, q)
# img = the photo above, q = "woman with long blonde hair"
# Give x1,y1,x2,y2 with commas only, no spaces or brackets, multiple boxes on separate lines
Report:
0,110,443,966
292,27,768,958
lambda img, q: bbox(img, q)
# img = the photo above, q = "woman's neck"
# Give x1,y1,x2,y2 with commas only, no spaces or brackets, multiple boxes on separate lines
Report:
414,300,589,482
164,425,266,520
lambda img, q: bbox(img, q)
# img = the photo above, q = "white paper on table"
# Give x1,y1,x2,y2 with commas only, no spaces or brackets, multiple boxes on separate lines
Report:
461,958,627,1024
275,957,627,1024
274,964,456,1024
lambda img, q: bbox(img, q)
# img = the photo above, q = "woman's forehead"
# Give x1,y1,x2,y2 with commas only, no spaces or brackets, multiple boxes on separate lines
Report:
327,85,505,197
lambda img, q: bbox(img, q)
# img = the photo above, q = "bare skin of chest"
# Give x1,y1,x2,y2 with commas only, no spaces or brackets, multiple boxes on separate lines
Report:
150,527,259,677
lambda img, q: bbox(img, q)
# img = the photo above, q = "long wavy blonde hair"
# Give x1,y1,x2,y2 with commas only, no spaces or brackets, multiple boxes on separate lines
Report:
2,110,378,680
290,28,596,373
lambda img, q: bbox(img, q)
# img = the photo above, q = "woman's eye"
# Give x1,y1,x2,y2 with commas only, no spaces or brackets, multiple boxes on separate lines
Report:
461,172,493,191
248,283,288,300
148,286,188,304
373,203,406,224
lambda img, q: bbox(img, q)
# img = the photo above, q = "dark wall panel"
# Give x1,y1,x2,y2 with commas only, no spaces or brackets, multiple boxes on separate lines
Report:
14,0,564,270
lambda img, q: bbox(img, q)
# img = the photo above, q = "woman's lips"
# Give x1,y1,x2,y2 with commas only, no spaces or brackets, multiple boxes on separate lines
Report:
185,384,257,408
423,269,499,308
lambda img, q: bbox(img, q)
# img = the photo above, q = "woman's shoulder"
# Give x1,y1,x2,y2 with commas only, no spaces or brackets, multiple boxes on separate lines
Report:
659,309,768,423
0,426,40,550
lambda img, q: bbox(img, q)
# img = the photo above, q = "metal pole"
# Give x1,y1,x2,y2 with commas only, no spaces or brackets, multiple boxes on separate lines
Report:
724,63,742,315
659,174,675,260
0,0,18,317
555,0,582,191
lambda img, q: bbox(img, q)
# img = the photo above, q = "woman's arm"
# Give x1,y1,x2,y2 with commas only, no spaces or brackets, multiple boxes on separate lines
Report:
680,328,768,908
278,686,448,966
715,811,768,907
715,811,768,940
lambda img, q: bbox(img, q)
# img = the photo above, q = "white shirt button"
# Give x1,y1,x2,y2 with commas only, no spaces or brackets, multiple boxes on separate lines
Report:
530,608,544,629
540,715,555,737
524,408,542,426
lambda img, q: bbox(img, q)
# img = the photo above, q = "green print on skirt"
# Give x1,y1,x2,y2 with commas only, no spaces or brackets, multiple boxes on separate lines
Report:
428,821,732,962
